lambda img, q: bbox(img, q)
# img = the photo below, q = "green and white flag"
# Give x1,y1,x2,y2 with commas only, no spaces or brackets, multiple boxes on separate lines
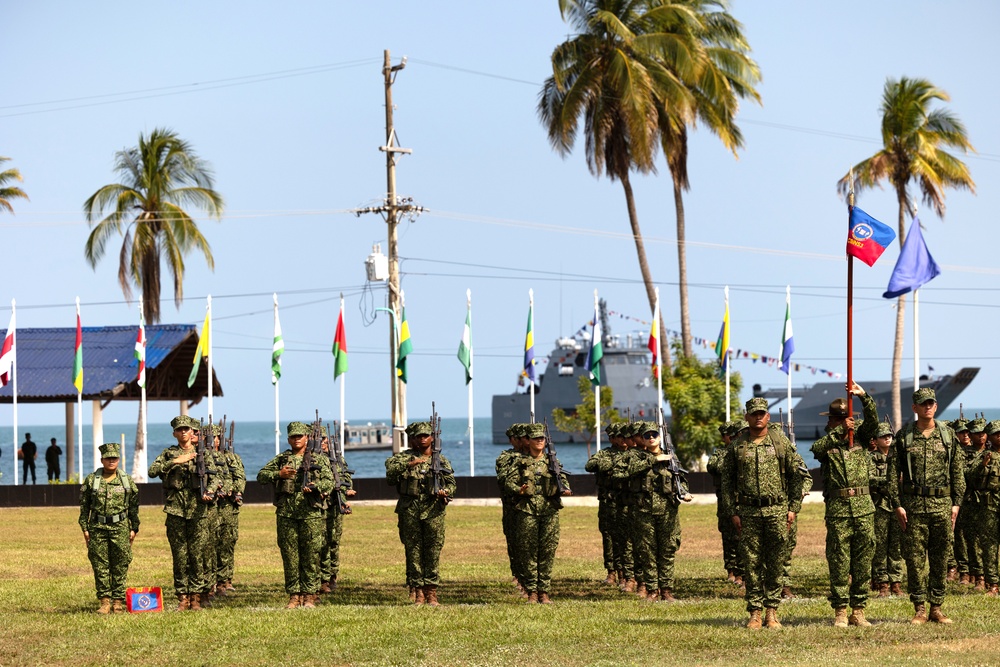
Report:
457,305,472,385
586,302,603,386
272,303,284,384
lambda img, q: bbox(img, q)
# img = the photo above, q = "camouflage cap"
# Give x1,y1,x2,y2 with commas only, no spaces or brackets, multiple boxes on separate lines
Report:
187,416,204,431
287,421,311,436
820,398,857,418
730,420,749,435
912,387,936,404
170,416,191,430
405,421,433,438
874,422,894,438
745,397,768,414
524,423,545,439
99,442,121,459
505,424,519,438
968,418,988,434
619,422,639,437
951,418,970,433
637,421,660,436
986,420,1000,436
605,422,619,436
207,424,223,436
718,420,733,436
511,423,527,438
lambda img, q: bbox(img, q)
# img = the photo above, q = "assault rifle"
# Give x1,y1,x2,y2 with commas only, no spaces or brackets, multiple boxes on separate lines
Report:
430,403,450,503
226,419,235,454
657,409,689,502
196,417,209,500
543,419,571,495
300,412,324,495
328,420,353,515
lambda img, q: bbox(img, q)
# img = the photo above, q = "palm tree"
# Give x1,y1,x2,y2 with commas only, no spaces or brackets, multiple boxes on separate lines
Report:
539,0,701,371
653,0,760,357
83,127,224,324
837,77,974,427
0,156,29,214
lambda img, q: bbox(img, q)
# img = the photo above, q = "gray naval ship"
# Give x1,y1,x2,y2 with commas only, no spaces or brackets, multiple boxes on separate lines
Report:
491,302,659,444
755,366,979,440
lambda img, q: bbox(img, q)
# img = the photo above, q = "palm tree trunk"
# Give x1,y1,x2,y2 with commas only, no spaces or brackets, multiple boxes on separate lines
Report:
672,175,692,358
621,173,671,372
890,193,909,428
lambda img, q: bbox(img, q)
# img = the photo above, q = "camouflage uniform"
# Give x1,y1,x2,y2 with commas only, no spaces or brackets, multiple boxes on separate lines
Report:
707,422,741,581
608,435,635,585
257,422,335,600
869,430,904,591
958,418,987,583
963,421,1000,593
217,434,245,590
721,398,808,617
585,423,620,578
810,393,879,613
385,422,456,595
148,416,219,604
320,443,354,588
496,424,524,585
886,388,965,615
79,443,139,606
503,423,570,598
202,425,230,599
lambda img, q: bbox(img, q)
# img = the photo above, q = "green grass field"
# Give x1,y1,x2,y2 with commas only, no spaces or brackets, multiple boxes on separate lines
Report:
1,501,997,666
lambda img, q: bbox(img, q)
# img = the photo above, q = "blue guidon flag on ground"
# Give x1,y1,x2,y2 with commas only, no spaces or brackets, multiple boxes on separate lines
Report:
126,586,163,613
846,207,896,267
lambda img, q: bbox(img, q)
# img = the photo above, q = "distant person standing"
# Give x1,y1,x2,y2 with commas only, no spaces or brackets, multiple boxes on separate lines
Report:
20,433,37,484
46,438,63,482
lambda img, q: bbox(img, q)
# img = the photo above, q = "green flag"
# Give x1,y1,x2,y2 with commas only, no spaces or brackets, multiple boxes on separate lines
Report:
396,307,412,384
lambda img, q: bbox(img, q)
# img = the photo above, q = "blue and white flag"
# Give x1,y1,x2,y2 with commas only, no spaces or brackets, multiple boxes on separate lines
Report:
883,216,941,298
780,298,794,375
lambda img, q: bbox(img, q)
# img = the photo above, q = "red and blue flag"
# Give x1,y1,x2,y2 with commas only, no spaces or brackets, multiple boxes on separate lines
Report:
126,586,163,613
847,207,895,267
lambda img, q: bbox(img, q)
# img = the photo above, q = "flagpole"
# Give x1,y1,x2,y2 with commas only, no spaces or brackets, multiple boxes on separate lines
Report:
207,295,214,418
11,299,18,487
120,432,127,476
912,203,920,392
274,294,281,455
593,290,601,450
137,299,148,482
654,288,663,422
528,289,535,423
724,286,731,422
338,294,346,457
846,181,856,447
786,286,793,430
466,289,474,476
76,297,83,482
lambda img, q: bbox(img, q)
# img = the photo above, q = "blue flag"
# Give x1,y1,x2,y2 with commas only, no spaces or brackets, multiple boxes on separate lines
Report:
883,216,940,298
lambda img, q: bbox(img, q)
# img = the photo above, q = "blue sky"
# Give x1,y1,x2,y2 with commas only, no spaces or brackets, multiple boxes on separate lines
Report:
3,0,999,430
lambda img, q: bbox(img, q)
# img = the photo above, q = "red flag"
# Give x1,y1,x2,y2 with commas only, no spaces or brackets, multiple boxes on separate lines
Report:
0,310,14,387
332,308,348,379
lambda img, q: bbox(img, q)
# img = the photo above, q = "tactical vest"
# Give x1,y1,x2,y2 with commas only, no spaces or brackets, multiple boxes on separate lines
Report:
898,419,954,489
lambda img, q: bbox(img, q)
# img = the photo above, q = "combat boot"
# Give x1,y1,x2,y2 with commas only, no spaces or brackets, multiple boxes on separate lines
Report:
189,593,202,611
301,594,317,609
539,592,552,605
890,582,903,597
527,591,539,604
781,586,794,600
833,607,848,628
659,588,676,602
988,584,1000,597
877,582,890,598
320,581,332,594
224,579,235,593
175,594,190,612
96,597,112,615
215,582,229,598
604,570,616,585
408,586,417,602
959,572,971,585
727,570,736,584
636,582,648,598
734,574,744,588
848,607,871,627
763,608,782,629
623,578,636,593
200,590,213,608
414,587,425,605
947,566,958,582
910,603,927,624
285,594,301,609
112,599,125,614
928,605,952,624
746,609,763,629
425,586,440,607
975,576,986,591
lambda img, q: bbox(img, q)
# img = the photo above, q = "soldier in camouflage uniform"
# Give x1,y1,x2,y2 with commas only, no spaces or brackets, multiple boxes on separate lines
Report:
887,387,965,624
811,383,880,627
496,423,526,594
963,420,1000,596
708,420,742,586
958,418,987,587
585,421,623,585
197,422,229,608
213,423,244,597
606,423,635,588
148,416,219,611
320,427,356,593
948,418,972,582
79,442,140,614
612,422,646,595
721,397,808,629
257,421,335,609
385,421,456,606
504,422,571,603
869,421,904,597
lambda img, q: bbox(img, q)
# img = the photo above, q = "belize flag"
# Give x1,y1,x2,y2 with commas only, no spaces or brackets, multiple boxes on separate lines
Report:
847,207,896,267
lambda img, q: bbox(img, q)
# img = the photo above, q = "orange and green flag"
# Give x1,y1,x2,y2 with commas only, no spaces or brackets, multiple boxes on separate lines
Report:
72,300,83,394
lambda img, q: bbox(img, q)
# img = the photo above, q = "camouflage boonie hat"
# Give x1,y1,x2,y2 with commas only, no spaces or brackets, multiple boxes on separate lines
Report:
874,422,894,438
951,418,970,433
99,442,121,459
968,418,988,435
913,387,936,404
745,397,768,414
986,420,1000,436
287,421,311,436
405,421,433,438
524,423,545,439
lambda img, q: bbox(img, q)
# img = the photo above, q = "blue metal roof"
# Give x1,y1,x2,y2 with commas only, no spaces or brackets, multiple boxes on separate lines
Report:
0,324,205,402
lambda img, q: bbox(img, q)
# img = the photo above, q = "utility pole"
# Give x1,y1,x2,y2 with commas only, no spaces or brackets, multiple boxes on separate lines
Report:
356,49,425,452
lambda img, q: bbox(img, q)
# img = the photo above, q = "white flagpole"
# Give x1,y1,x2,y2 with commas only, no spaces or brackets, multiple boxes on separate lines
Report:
724,286,731,422
467,289,474,476
911,203,920,392
529,288,535,422
120,432,126,476
786,286,793,427
76,297,83,483
136,299,148,482
11,299,18,486
207,295,214,417
274,293,281,456
593,289,601,451
339,294,346,457
654,288,663,425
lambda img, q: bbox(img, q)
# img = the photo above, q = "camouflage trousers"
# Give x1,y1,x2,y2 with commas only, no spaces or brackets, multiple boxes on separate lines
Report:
512,510,560,594
953,506,970,574
717,512,741,576
611,504,634,580
597,500,615,571
634,509,680,591
781,515,798,587
824,513,875,609
203,504,220,587
871,506,904,584
216,503,240,584
738,513,788,611
165,513,212,596
501,498,517,578
630,501,649,585
87,522,132,599
901,510,951,606
276,515,325,595
320,511,345,582
397,508,446,588
965,503,999,585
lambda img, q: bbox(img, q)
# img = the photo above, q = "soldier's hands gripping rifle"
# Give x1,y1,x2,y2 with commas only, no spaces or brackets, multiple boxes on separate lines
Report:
430,402,451,504
543,419,572,495
327,420,353,515
658,409,690,503
196,417,210,501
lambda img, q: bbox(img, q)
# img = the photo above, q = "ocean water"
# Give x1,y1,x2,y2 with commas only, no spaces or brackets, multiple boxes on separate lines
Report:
0,407,984,485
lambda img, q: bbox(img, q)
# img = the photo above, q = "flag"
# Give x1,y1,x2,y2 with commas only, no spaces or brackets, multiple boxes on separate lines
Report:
0,310,14,387
396,307,411,383
523,302,535,383
847,206,896,267
134,320,146,389
187,310,210,388
883,215,941,298
780,301,795,375
586,310,603,386
457,306,472,385
647,301,659,378
72,309,83,393
714,301,730,372
271,308,284,384
333,307,348,379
